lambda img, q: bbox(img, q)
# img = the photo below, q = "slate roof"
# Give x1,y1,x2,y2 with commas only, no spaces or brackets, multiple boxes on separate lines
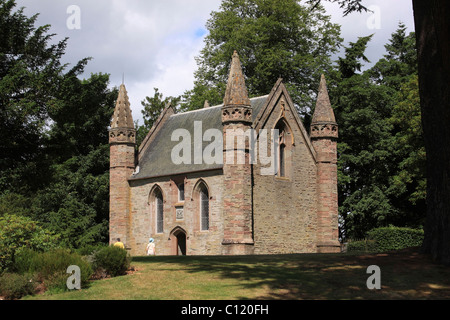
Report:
130,95,268,180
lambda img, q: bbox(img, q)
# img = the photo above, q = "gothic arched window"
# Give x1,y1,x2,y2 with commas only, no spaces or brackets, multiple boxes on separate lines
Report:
275,119,292,178
153,187,164,234
178,183,185,202
199,183,209,231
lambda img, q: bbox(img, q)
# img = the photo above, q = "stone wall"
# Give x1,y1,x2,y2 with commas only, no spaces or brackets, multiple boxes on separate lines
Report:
253,94,318,254
109,143,135,246
128,170,224,256
221,122,254,255
311,136,340,253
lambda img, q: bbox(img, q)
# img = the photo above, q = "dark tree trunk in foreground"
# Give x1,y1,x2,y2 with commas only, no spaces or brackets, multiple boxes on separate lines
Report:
412,0,450,265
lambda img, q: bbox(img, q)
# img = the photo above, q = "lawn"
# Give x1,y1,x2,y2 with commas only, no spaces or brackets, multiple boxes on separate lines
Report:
23,247,450,300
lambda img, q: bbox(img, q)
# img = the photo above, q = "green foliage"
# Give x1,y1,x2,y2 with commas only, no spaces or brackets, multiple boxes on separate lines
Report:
0,192,31,217
346,239,377,253
92,246,131,277
0,272,37,300
347,226,424,253
31,149,111,249
0,214,60,272
388,75,425,205
337,34,373,78
13,248,93,291
331,23,424,240
74,244,108,256
306,0,369,16
183,0,342,114
0,1,114,249
141,88,180,129
0,0,89,194
137,87,181,147
46,73,116,162
12,248,39,274
367,227,424,252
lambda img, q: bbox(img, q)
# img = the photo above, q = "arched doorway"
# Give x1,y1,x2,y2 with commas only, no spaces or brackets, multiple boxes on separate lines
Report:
170,227,187,256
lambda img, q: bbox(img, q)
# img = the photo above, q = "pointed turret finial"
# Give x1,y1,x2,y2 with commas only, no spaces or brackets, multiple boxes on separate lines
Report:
311,74,336,124
223,50,251,107
111,84,134,129
109,83,135,144
310,74,338,140
204,100,210,108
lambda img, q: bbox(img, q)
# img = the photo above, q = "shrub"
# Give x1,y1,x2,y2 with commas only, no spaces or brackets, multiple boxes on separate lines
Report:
13,248,39,274
93,246,130,277
0,214,60,272
347,227,424,253
0,272,37,300
13,248,93,291
347,239,377,253
367,227,424,252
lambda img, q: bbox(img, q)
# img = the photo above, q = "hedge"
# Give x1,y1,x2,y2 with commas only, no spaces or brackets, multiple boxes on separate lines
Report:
347,226,424,253
367,227,424,252
347,239,377,253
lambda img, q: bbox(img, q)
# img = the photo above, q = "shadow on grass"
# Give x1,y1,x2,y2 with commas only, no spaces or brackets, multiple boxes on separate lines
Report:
132,249,450,300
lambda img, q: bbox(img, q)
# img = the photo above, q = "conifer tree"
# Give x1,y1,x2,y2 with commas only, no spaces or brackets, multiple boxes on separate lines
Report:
181,0,342,117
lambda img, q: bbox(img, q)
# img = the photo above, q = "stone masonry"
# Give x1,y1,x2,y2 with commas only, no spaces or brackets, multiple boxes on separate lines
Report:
109,84,136,246
109,52,340,256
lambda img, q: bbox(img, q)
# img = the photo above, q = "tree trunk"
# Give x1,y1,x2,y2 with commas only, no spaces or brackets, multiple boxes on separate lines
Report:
412,0,450,265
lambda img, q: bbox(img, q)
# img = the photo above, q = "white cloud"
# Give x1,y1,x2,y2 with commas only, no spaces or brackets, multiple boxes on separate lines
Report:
14,0,415,125
322,0,415,66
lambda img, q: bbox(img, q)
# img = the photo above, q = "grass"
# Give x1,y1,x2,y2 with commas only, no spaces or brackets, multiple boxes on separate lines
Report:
22,247,450,300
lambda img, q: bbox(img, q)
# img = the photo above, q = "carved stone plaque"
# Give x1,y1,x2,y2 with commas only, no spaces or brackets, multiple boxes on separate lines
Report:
176,207,184,220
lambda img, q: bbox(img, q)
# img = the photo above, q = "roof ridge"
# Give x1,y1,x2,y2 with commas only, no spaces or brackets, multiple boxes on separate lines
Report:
171,95,270,117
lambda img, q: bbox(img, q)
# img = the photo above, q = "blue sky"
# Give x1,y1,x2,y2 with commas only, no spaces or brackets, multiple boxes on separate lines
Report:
15,0,415,124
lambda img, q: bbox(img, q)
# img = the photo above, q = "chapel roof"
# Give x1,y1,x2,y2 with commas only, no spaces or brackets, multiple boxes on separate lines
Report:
130,95,268,180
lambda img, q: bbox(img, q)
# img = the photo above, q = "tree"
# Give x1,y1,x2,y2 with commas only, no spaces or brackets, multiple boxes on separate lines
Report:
337,34,372,78
33,73,116,248
46,73,117,163
313,0,450,265
331,36,396,238
369,22,417,90
388,75,425,208
411,0,450,265
136,88,180,147
331,25,424,240
182,0,342,117
0,0,88,194
0,0,117,249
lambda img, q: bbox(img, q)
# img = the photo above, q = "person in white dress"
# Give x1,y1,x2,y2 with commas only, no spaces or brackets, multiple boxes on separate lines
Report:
146,238,155,256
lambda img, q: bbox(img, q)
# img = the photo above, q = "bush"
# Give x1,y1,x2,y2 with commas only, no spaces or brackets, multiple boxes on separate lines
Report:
13,248,93,291
347,239,377,253
367,227,424,252
0,214,60,272
347,227,424,253
93,246,130,277
0,272,37,300
13,248,39,274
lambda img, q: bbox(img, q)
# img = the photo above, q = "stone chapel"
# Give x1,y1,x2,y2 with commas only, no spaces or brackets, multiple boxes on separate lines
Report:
109,51,340,256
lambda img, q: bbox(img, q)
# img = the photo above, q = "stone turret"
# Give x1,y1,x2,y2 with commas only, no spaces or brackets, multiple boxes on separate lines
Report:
310,75,340,253
221,51,254,255
109,84,136,247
